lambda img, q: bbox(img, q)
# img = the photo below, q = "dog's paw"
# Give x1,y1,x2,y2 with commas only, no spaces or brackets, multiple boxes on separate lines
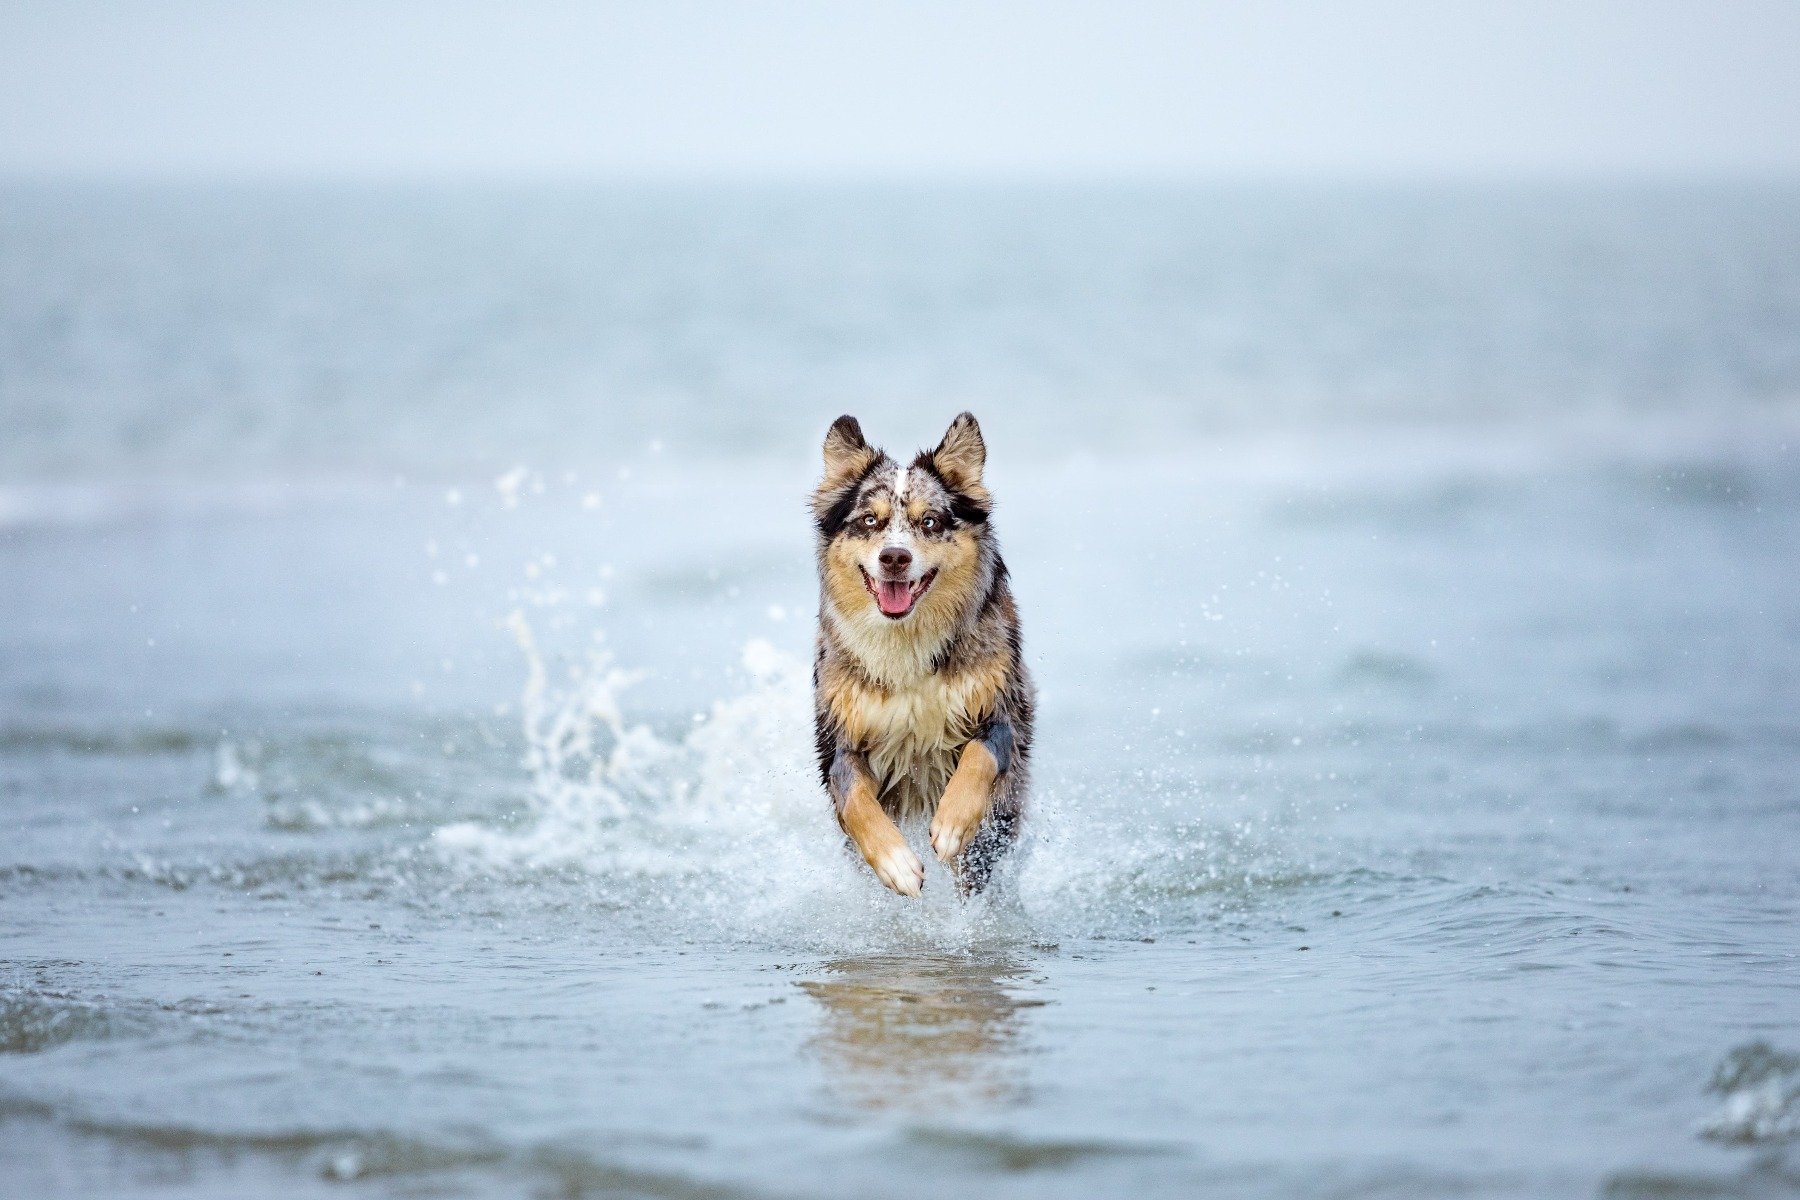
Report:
929,796,985,864
867,840,924,898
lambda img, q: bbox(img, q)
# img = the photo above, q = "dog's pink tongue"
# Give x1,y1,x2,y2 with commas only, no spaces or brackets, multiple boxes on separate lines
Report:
876,579,913,615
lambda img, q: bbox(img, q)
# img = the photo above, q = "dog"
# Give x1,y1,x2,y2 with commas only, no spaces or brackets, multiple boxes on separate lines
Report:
811,412,1034,897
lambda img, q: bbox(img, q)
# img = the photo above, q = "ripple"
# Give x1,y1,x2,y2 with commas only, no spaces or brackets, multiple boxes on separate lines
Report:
0,1098,768,1199
904,1126,1178,1170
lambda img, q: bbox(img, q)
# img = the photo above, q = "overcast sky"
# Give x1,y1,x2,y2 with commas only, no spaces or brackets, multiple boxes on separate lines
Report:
3,1,1798,179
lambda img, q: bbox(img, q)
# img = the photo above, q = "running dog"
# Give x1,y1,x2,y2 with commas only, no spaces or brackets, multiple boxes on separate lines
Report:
811,413,1034,897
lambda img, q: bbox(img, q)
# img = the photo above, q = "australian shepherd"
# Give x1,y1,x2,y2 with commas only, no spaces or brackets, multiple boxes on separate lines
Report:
810,413,1035,897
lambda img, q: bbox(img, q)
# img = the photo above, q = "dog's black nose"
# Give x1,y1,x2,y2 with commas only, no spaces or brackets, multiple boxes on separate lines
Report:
878,547,912,574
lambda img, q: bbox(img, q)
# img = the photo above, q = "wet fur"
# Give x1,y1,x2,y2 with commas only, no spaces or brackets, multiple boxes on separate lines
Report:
812,413,1035,895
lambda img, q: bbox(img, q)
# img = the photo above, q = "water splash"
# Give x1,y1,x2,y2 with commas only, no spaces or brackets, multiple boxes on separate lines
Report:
433,607,884,943
1701,1043,1800,1145
429,593,1302,952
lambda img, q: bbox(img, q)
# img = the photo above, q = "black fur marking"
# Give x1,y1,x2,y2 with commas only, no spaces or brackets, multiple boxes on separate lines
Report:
977,559,1009,620
914,511,955,541
956,806,1018,896
813,655,843,790
977,716,1016,776
824,744,864,816
814,708,837,788
815,455,887,538
912,452,989,526
828,415,866,449
948,493,989,526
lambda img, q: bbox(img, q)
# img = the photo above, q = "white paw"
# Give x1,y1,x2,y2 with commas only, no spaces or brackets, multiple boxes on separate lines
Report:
930,807,984,863
870,842,924,898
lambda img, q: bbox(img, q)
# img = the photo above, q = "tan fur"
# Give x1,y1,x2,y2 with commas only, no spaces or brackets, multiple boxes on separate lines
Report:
821,419,878,492
930,413,989,500
833,751,923,897
929,739,999,863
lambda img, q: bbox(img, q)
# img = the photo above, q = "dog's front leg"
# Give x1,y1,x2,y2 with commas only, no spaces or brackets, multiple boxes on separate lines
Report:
930,717,1014,864
828,746,924,898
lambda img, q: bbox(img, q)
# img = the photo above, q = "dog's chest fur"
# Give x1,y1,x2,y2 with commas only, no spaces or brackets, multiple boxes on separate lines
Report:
830,661,995,823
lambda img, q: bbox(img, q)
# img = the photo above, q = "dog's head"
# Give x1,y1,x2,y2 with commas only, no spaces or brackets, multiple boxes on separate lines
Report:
812,413,994,632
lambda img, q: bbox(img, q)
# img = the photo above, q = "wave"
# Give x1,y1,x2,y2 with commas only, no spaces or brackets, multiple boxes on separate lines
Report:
0,1096,757,1198
0,726,210,757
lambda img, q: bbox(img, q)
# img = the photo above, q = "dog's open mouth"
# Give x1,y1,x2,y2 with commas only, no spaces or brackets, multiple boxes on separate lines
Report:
861,567,937,619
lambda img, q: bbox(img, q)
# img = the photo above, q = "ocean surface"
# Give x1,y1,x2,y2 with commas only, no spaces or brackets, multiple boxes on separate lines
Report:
1,181,1797,1198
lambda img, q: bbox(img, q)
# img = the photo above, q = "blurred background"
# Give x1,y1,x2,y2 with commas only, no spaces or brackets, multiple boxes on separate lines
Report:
2,5,1798,1199
4,0,1799,481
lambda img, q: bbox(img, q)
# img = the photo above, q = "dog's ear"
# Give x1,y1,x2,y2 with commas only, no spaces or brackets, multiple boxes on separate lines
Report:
928,412,986,492
821,415,876,489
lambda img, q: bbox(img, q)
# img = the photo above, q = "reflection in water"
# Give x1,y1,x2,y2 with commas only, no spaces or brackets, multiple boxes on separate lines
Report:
799,952,1043,1112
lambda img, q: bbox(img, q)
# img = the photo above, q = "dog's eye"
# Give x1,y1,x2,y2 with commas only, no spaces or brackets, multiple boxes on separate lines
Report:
860,513,880,528
920,514,940,531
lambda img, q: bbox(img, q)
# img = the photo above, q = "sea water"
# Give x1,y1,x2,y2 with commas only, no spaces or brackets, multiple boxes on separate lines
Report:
1,182,1797,1198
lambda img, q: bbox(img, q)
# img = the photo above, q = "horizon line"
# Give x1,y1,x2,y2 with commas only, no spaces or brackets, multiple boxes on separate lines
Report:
3,164,1800,189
